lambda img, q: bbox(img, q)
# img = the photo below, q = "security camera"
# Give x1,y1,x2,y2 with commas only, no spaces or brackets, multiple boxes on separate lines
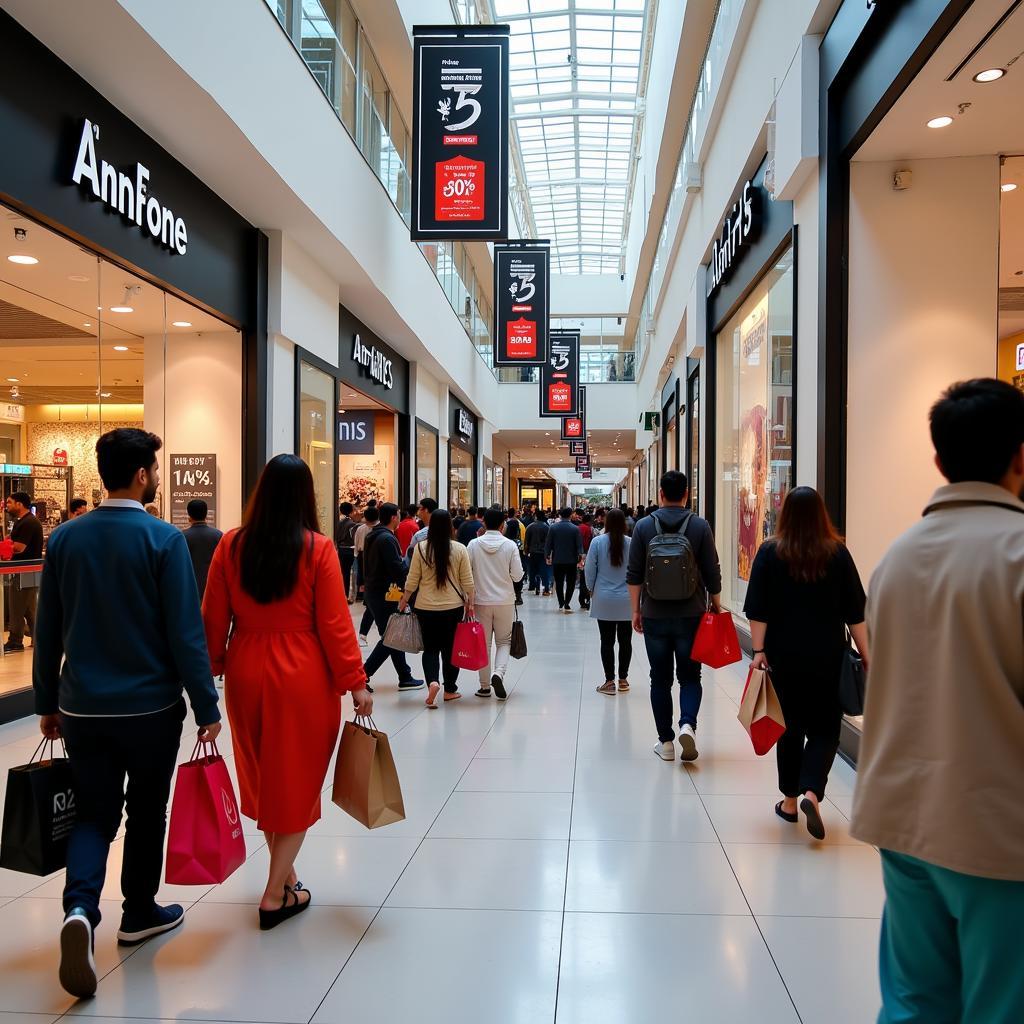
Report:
619,274,625,282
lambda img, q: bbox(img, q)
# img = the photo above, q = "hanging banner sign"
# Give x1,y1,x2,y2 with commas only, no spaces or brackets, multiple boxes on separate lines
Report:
581,470,593,480
494,243,549,366
411,25,510,241
569,440,588,457
575,455,591,472
561,385,586,441
539,330,580,418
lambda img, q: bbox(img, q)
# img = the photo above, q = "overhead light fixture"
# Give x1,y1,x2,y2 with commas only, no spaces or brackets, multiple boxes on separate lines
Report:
68,274,90,283
171,320,192,328
6,378,18,383
973,68,1005,83
926,115,953,129
7,254,38,265
111,283,141,314
83,322,92,328
1001,183,1018,193
113,345,129,352
100,392,112,398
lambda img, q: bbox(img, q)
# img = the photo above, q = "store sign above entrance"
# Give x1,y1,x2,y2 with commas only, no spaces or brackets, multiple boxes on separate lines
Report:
352,334,394,389
707,180,762,297
71,119,188,256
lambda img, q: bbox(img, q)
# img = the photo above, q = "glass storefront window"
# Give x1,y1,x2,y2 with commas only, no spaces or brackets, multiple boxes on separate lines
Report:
688,373,700,513
494,464,504,507
449,444,473,509
715,245,794,622
416,422,438,501
338,409,394,508
299,361,335,530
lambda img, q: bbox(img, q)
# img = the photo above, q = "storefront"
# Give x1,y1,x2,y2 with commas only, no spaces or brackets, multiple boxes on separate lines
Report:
447,393,478,509
661,376,680,475
296,305,410,527
415,418,439,503
706,161,795,639
686,358,701,513
0,11,266,720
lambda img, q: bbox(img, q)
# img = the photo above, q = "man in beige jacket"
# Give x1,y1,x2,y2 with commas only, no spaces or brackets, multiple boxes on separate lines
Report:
851,378,1024,1023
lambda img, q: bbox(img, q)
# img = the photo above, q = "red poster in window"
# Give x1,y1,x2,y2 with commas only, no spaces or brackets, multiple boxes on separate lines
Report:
506,317,537,359
52,448,68,466
435,155,485,222
564,418,582,438
548,381,572,412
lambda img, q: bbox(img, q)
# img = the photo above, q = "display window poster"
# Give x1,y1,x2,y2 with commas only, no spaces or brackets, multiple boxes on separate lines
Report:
569,439,587,457
539,330,580,418
169,454,216,529
411,25,510,241
494,243,549,365
737,299,769,582
561,385,586,441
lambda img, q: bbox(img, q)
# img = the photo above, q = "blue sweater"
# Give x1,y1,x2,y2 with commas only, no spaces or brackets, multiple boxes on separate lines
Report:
33,504,220,723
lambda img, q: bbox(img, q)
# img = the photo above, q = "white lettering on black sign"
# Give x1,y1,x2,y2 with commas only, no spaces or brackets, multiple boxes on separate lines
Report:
708,180,761,296
457,408,474,438
352,334,394,389
71,119,188,255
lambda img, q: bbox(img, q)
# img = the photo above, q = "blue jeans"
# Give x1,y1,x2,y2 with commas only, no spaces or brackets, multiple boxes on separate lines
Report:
528,553,551,591
642,615,702,742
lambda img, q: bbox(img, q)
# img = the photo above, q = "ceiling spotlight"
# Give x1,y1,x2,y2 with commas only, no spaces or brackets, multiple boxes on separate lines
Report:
6,377,18,383
111,284,141,314
973,68,1005,83
113,345,129,352
926,115,953,129
68,274,90,283
171,320,192,328
100,392,112,399
7,254,38,265
83,322,92,328
1001,183,1018,193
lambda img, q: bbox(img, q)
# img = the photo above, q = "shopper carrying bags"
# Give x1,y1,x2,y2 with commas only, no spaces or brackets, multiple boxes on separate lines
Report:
467,507,524,700
743,486,868,841
585,508,632,695
399,509,475,708
202,454,372,931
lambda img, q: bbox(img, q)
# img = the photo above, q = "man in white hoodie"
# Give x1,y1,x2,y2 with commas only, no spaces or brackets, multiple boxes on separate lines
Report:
467,506,525,700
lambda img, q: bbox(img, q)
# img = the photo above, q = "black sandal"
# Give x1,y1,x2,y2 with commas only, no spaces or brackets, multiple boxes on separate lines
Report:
775,801,798,824
799,797,826,840
259,884,312,931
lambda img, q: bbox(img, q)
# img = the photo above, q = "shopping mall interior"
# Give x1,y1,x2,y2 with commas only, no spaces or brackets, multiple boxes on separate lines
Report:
0,0,1021,1020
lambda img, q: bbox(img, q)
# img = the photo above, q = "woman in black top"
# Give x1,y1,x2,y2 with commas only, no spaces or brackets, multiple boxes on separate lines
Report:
743,487,869,841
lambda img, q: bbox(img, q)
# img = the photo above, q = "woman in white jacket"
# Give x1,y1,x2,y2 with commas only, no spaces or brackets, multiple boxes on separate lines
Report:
467,507,525,700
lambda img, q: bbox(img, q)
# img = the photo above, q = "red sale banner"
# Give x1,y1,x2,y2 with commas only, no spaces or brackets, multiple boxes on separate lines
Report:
563,418,582,438
506,317,537,359
435,155,485,222
548,381,572,412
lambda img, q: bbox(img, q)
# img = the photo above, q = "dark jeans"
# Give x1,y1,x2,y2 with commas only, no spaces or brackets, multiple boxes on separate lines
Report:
598,620,632,681
577,569,590,608
552,563,577,608
8,582,36,644
416,607,464,692
642,615,703,742
528,553,551,591
771,656,842,800
359,605,375,637
339,547,354,597
60,699,186,928
363,592,414,681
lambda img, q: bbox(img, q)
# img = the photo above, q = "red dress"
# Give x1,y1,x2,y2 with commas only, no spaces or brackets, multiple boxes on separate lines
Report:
202,531,366,833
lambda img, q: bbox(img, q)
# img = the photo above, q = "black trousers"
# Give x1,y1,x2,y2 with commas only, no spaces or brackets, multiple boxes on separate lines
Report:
416,607,464,692
770,656,843,801
363,592,414,682
598,620,632,681
60,699,186,928
8,582,36,644
577,569,590,608
339,547,354,598
552,563,577,608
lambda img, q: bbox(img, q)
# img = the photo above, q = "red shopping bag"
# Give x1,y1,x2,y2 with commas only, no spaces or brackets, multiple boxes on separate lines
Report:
691,609,742,668
451,616,488,670
737,666,787,756
165,742,246,885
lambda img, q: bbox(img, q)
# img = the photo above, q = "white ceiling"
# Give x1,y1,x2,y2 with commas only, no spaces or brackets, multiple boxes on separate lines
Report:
497,426,634,467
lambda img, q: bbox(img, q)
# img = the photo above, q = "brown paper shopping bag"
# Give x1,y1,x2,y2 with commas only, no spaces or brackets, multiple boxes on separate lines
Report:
331,718,406,829
737,666,786,756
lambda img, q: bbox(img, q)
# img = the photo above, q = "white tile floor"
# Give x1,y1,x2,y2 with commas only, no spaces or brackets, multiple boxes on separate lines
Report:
0,596,884,1023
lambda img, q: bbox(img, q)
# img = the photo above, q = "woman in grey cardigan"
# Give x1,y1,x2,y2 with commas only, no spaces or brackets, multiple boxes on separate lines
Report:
584,509,632,694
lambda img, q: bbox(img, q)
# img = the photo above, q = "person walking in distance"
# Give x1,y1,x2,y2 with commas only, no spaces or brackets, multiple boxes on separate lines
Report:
525,510,551,595
586,508,633,695
851,380,1024,1023
743,487,869,840
546,507,583,612
32,428,221,998
68,498,89,519
354,505,378,645
396,503,419,556
456,506,484,546
203,455,372,931
406,497,438,563
468,507,524,700
335,501,357,600
182,499,223,601
361,503,423,692
400,509,475,708
503,507,527,605
5,490,43,652
627,471,722,762
576,512,595,610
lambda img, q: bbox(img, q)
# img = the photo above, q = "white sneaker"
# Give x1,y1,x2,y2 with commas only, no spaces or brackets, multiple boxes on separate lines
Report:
679,724,699,762
358,635,368,647
653,741,675,761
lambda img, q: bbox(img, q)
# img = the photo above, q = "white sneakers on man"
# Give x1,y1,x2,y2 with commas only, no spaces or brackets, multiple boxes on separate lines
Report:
653,741,675,761
679,724,699,761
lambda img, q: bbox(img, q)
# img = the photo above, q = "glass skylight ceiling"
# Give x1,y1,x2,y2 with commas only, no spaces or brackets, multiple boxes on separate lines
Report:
490,0,650,274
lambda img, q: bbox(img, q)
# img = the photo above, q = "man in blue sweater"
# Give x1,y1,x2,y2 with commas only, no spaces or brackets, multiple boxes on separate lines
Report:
545,508,583,611
33,428,221,999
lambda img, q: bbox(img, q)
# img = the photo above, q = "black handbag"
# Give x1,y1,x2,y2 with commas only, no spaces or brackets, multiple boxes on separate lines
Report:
0,738,76,876
838,634,866,716
510,606,528,660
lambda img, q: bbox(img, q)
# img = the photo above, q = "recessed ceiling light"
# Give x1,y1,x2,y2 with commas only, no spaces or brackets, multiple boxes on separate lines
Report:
1001,183,1018,193
100,392,112,398
171,320,192,328
973,68,1005,83
68,274,90,282
113,345,129,352
7,254,38,265
110,305,133,314
927,115,953,129
6,378,18,383
82,322,92,328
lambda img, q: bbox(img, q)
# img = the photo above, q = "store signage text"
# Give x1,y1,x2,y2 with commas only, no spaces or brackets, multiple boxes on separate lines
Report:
338,411,376,455
352,334,394,389
169,454,217,528
457,407,474,439
494,245,549,366
71,119,188,255
708,180,761,297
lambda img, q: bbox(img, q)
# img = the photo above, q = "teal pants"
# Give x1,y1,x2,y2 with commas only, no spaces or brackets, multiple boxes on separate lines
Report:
878,850,1024,1023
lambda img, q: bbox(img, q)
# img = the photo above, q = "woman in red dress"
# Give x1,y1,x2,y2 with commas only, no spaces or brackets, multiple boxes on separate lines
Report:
203,455,372,930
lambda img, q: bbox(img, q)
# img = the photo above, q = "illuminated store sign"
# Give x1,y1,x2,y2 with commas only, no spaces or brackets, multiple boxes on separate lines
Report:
708,180,762,296
352,334,394,389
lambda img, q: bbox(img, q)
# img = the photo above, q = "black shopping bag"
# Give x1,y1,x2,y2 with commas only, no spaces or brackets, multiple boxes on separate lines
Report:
0,739,76,876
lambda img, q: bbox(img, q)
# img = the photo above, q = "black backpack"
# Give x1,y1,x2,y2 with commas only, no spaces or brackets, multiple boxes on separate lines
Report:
644,510,700,602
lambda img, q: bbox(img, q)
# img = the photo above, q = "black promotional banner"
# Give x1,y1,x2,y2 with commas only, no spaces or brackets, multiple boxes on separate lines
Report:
575,454,591,472
561,385,586,441
411,25,510,241
539,330,580,418
494,243,549,365
569,439,587,457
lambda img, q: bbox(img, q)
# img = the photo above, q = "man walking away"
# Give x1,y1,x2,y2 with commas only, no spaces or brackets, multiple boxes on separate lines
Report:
525,511,550,595
336,501,357,599
468,507,524,700
546,507,583,612
576,512,594,610
5,490,43,652
362,502,423,692
627,471,722,762
503,508,526,605
33,428,221,998
851,379,1024,1024
456,506,484,547
182,499,222,601
396,503,419,556
354,506,378,644
407,497,438,564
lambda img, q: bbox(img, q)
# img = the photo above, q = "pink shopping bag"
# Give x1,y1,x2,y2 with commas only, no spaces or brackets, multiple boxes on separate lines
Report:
451,616,488,671
165,742,246,885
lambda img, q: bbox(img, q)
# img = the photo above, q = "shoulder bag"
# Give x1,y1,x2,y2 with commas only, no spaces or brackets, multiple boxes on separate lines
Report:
838,629,866,716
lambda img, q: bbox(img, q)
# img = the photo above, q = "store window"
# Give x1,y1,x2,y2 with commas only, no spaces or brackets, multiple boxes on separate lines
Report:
664,393,678,474
338,408,395,508
484,458,494,507
494,464,504,507
449,444,473,509
715,245,794,622
688,371,700,513
299,361,335,530
415,421,438,502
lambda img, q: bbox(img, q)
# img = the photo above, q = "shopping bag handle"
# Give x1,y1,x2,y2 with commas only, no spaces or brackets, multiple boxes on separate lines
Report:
189,739,222,762
353,713,379,733
29,736,67,764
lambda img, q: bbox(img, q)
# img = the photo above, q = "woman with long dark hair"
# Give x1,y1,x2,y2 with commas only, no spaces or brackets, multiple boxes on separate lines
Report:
399,509,474,708
203,455,372,928
584,508,633,695
743,486,869,841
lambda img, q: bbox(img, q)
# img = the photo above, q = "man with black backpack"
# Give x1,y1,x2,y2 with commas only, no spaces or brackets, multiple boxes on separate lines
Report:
626,470,722,762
